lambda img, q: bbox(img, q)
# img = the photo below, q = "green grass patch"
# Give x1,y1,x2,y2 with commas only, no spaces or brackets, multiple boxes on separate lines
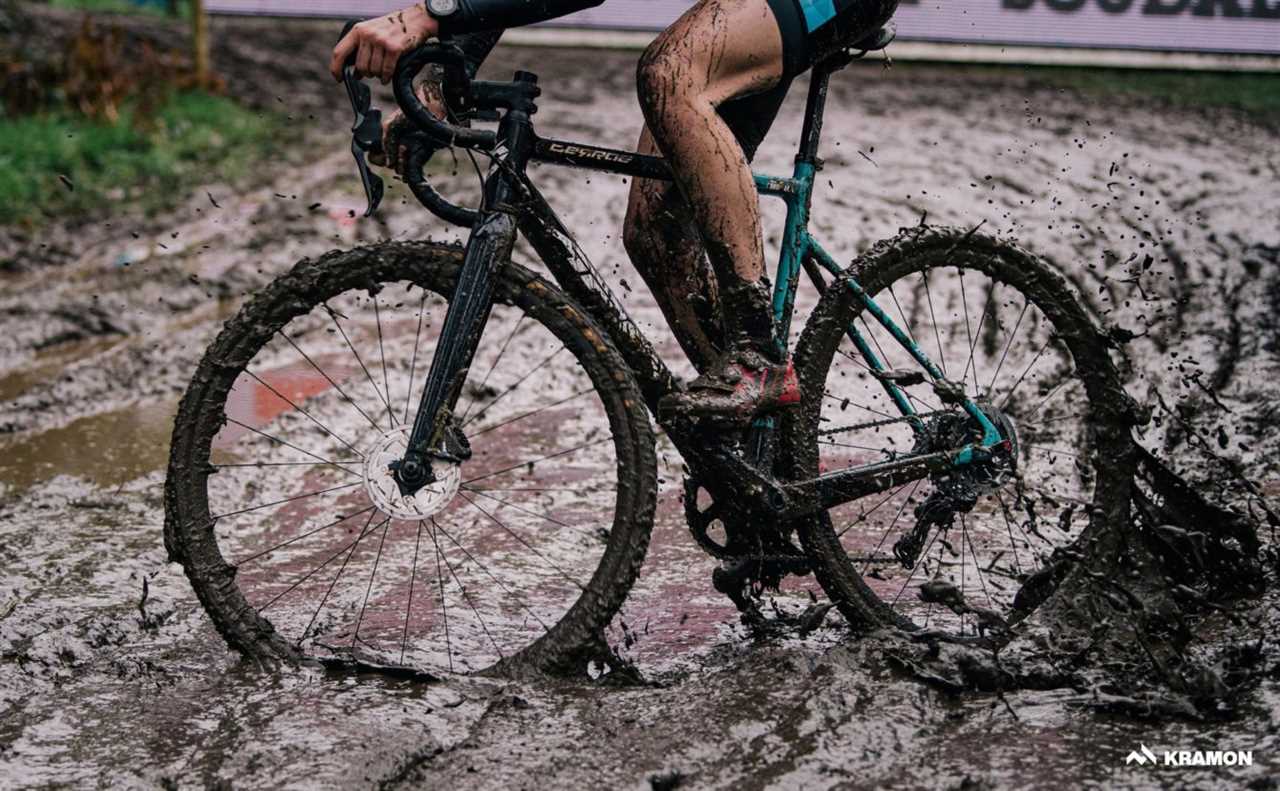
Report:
0,91,280,225
45,0,188,19
1021,66,1280,122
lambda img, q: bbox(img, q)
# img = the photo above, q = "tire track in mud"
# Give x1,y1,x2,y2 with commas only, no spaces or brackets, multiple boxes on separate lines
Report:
1,21,1278,787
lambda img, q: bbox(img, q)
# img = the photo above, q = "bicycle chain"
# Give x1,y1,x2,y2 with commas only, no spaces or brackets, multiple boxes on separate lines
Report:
817,408,950,437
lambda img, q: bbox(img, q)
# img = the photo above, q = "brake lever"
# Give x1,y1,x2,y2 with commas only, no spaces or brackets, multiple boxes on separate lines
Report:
339,20,384,217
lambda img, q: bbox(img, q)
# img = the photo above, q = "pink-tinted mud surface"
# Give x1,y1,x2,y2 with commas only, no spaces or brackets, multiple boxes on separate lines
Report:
2,14,1279,790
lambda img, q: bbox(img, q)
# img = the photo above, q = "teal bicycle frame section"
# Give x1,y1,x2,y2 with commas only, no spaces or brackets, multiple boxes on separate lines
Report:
752,162,1003,456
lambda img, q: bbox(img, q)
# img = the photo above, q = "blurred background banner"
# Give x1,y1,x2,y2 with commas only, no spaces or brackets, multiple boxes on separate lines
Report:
205,0,1280,55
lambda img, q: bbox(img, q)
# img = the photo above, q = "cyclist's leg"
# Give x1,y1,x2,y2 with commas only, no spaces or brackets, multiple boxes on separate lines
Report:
634,0,787,363
622,81,790,375
623,139,724,374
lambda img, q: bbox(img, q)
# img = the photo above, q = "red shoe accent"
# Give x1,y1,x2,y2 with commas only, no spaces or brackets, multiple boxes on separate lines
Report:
775,360,801,406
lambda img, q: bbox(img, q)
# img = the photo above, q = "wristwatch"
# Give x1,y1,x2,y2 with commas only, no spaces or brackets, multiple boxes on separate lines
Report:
426,0,459,18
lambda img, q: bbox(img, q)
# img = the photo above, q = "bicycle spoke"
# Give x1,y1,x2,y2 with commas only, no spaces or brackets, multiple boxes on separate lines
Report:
212,480,362,521
1025,378,1076,421
351,516,393,646
433,518,552,632
463,488,598,536
225,417,360,478
822,388,899,422
260,512,385,617
836,483,910,539
995,491,1024,575
213,460,361,473
460,315,525,423
961,516,999,623
836,347,875,373
430,523,506,664
819,438,901,455
236,504,377,566
372,295,395,430
242,368,364,459
887,282,919,349
278,330,382,433
986,298,1030,395
996,333,1056,412
427,518,453,672
463,344,566,428
462,437,612,486
995,489,1040,553
400,520,425,664
921,270,948,377
957,267,976,393
459,492,586,593
403,292,430,424
299,509,381,643
325,304,395,428
959,284,994,396
856,480,923,574
467,388,593,439
891,526,942,608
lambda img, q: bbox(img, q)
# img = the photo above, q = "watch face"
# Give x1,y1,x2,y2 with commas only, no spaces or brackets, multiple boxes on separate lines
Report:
428,0,458,15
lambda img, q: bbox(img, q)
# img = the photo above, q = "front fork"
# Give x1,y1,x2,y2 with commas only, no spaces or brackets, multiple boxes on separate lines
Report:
393,204,516,494
394,158,529,495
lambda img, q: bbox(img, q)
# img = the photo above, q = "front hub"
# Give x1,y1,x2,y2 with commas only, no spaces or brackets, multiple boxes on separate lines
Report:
364,426,461,520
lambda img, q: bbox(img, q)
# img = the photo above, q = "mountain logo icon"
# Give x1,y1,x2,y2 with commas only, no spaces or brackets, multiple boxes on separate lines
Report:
1125,745,1159,766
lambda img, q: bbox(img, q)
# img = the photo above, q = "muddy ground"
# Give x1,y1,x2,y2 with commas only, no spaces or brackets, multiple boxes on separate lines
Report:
2,11,1280,790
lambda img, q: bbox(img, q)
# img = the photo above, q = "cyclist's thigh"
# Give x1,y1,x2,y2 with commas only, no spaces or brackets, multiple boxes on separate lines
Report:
625,81,787,228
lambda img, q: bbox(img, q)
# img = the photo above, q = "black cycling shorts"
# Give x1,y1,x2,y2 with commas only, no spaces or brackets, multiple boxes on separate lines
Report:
723,0,898,162
768,0,900,80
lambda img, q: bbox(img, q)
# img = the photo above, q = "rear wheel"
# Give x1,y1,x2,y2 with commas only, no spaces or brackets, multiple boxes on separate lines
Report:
786,227,1133,637
165,242,656,676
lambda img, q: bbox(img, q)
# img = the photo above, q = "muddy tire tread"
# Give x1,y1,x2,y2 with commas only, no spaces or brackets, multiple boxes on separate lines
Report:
785,226,1135,633
164,240,657,676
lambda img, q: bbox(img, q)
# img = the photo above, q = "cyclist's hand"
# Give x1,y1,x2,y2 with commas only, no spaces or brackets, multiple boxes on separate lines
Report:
370,81,447,178
330,4,440,84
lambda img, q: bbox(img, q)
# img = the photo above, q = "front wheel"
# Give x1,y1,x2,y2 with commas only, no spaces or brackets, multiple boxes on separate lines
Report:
165,242,656,677
785,227,1134,637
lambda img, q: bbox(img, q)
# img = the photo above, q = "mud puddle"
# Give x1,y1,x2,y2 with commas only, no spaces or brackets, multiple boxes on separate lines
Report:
0,401,175,493
1,13,1278,789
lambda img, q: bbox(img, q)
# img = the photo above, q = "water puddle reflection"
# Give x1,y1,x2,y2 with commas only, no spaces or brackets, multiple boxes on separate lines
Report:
0,401,176,492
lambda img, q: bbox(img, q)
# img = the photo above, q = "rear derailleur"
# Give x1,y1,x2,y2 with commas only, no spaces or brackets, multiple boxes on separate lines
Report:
893,405,1019,569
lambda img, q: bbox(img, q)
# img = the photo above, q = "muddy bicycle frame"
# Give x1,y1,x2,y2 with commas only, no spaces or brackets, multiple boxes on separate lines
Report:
351,38,1007,526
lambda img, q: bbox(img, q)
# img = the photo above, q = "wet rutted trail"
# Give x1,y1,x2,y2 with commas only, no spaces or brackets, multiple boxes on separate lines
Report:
3,16,1280,789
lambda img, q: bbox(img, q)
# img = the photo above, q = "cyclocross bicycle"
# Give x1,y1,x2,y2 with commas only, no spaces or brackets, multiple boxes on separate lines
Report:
164,23,1140,677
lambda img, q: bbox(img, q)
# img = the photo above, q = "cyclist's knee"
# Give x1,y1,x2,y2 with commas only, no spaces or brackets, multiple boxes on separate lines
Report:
636,35,698,118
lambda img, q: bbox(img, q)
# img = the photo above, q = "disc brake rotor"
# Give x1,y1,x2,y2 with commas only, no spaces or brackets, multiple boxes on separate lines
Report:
363,425,461,521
